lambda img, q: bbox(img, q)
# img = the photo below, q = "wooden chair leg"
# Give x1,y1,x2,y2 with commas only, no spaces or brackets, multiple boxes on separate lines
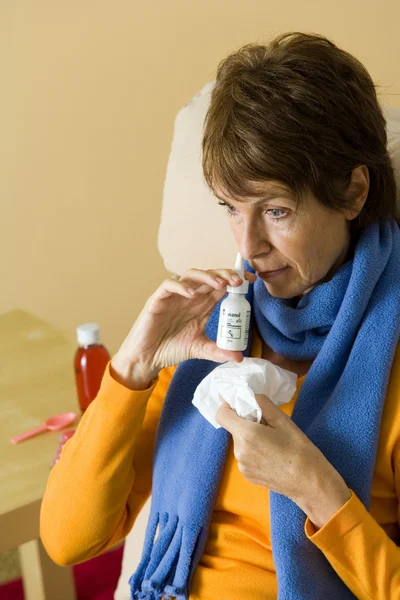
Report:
19,538,76,600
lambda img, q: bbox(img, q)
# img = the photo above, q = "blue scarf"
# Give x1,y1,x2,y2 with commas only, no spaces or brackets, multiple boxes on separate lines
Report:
130,219,400,600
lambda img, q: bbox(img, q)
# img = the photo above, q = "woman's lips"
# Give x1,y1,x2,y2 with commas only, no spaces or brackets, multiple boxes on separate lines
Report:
257,266,289,280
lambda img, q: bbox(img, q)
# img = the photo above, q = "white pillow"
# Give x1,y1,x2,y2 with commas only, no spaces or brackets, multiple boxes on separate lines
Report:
157,82,400,276
385,104,400,197
114,90,400,600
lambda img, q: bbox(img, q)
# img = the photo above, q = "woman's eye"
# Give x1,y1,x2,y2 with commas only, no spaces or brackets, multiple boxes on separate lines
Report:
218,201,237,216
266,208,288,219
218,201,288,220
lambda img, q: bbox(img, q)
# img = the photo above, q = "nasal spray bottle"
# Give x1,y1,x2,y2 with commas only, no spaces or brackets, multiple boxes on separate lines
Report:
216,253,251,352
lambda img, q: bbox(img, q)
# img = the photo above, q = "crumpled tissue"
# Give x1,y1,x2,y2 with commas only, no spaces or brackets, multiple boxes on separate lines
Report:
192,357,298,429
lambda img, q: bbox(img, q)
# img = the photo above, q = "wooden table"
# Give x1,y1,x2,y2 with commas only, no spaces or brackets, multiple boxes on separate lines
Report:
0,309,80,599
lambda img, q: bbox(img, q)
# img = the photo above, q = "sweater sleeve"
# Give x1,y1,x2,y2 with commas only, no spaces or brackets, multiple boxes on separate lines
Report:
40,361,176,566
304,487,400,599
303,347,400,599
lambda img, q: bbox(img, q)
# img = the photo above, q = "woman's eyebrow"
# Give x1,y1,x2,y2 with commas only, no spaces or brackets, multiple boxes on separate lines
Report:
215,191,294,204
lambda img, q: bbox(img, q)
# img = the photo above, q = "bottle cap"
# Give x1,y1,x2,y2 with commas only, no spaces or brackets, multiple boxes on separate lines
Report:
227,252,249,295
76,323,101,346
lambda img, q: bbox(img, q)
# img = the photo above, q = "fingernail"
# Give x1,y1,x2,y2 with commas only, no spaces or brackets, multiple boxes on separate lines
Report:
187,287,196,295
231,275,241,282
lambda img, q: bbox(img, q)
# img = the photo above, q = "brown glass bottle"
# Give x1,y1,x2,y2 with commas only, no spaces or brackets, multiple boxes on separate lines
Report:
74,323,110,413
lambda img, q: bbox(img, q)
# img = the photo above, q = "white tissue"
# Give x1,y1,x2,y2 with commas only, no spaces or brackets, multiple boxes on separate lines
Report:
192,358,298,429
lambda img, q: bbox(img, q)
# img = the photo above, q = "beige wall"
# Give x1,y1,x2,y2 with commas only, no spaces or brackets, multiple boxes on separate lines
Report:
1,0,399,353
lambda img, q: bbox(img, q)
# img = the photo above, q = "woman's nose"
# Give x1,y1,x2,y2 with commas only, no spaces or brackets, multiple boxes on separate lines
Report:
238,220,271,261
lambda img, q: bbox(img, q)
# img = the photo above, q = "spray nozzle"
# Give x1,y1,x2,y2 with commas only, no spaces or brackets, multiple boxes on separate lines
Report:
227,252,249,295
234,252,245,278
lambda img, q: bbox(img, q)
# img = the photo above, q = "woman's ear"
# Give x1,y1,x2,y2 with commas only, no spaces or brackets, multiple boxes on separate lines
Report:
343,165,370,221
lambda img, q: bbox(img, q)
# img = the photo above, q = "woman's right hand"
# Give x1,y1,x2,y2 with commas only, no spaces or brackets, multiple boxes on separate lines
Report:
111,267,257,390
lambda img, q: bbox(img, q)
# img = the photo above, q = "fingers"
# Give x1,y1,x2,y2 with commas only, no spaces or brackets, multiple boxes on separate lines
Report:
155,271,227,302
155,277,199,301
178,268,257,296
196,336,244,364
181,268,242,290
244,271,258,284
154,266,256,306
215,400,242,433
254,394,284,427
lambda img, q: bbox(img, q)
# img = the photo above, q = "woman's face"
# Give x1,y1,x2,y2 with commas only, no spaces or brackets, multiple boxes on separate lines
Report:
216,181,355,299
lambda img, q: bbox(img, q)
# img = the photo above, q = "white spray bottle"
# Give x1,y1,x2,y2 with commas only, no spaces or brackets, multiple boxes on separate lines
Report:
216,253,251,352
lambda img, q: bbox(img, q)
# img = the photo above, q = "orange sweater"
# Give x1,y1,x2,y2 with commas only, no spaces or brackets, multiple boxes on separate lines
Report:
40,329,400,599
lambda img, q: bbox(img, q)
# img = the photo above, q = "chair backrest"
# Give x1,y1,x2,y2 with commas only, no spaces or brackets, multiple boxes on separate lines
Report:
158,82,400,275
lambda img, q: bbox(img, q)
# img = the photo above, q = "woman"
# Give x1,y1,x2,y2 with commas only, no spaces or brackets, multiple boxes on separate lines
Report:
40,33,400,599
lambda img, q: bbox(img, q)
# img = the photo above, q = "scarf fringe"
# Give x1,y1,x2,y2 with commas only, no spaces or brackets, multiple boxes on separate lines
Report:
129,511,202,600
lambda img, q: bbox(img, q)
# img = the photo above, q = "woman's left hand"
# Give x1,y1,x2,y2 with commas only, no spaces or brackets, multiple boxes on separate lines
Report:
215,394,351,529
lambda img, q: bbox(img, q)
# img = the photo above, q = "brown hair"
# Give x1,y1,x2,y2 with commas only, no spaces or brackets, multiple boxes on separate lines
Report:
202,32,397,228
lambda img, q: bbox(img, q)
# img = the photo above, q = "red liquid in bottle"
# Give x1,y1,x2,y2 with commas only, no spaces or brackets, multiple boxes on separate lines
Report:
74,325,111,412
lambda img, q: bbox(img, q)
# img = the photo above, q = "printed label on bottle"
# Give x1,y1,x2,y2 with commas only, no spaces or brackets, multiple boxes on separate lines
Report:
244,310,251,342
220,309,249,341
